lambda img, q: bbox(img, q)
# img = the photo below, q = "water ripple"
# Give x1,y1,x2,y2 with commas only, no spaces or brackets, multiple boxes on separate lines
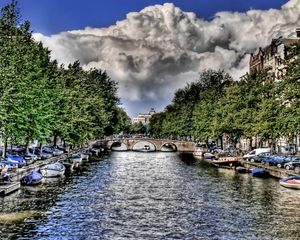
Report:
1,152,300,239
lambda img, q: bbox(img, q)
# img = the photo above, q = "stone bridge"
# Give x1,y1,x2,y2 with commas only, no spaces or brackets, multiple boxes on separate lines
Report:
103,138,196,152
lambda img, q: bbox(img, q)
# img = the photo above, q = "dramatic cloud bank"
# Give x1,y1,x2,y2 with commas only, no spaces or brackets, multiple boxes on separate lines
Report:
34,0,300,116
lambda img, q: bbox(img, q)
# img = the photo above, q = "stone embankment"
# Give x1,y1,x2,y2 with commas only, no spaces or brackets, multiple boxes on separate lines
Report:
239,158,298,179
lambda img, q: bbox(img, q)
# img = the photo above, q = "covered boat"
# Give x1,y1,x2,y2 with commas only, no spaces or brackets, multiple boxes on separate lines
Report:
193,148,205,160
40,162,65,178
20,171,43,186
279,176,300,189
236,166,249,173
203,153,216,160
211,157,239,169
251,168,269,178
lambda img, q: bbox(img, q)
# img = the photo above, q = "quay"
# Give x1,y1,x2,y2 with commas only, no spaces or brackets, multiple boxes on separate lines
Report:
8,153,71,182
239,158,298,179
0,182,21,197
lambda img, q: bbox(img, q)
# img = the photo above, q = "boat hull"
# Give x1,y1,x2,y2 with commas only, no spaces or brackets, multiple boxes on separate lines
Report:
280,176,300,189
279,181,300,189
20,171,43,186
252,168,269,178
236,166,248,173
40,169,64,178
211,157,239,169
40,163,65,178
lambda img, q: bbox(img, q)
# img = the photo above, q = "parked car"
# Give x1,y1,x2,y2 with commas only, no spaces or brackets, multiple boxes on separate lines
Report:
42,146,56,156
23,154,38,165
243,148,271,160
208,146,222,153
0,157,18,172
29,148,52,160
248,152,271,163
284,157,300,170
49,147,64,156
224,146,236,153
262,155,294,168
5,151,26,168
54,145,69,153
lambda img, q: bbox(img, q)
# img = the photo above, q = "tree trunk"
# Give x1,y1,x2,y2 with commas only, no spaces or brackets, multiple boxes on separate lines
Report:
39,143,43,153
53,134,57,146
220,136,224,149
2,139,7,158
25,140,29,155
206,137,209,148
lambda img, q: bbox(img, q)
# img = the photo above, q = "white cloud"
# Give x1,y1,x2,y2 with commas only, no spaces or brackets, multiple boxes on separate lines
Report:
34,0,300,116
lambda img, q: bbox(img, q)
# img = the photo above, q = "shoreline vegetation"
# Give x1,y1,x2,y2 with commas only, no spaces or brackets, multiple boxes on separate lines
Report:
148,45,300,152
0,1,132,156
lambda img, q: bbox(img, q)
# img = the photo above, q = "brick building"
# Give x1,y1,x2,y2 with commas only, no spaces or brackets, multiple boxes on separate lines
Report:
249,28,300,78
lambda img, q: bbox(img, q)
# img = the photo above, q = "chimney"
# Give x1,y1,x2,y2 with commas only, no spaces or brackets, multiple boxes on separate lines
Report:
296,28,300,38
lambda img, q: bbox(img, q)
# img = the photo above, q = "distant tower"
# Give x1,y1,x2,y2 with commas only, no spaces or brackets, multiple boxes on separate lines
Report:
149,108,156,116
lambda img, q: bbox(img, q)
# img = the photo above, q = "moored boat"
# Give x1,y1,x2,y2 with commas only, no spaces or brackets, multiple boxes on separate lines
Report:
193,147,205,160
236,166,249,173
138,145,154,152
40,162,65,178
203,152,216,160
68,154,83,168
143,145,150,150
0,182,20,197
279,176,300,189
20,171,43,186
211,156,239,169
251,168,269,178
60,159,75,173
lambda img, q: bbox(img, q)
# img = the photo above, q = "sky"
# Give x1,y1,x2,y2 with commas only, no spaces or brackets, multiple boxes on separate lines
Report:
1,0,298,118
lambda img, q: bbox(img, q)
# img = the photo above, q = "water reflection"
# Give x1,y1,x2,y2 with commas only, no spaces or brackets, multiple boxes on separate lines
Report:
0,152,300,239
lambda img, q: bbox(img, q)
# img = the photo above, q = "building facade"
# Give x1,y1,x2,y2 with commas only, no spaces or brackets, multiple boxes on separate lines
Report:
249,28,300,78
237,29,300,152
132,108,156,125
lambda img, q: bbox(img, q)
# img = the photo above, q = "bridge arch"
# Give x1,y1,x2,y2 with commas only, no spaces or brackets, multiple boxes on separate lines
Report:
110,141,128,151
132,140,157,152
161,142,177,152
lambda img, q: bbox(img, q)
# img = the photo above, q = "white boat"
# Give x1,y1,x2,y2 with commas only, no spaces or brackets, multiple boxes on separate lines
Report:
193,147,206,160
139,145,153,152
40,162,65,178
193,144,209,160
279,176,300,189
69,154,83,168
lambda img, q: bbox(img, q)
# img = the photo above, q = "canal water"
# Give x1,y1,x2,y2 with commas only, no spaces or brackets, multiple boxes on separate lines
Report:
1,152,300,239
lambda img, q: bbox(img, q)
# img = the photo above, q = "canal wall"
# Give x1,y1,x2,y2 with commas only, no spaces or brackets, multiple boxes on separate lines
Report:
239,159,298,179
7,151,79,182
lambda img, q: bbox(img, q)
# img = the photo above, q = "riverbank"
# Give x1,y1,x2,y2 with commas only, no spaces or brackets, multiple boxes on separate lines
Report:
239,159,298,179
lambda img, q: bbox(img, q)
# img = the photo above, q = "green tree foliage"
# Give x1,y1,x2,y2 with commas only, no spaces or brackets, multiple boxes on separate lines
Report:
111,107,132,134
149,55,300,148
276,43,300,141
132,122,146,134
0,1,128,154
